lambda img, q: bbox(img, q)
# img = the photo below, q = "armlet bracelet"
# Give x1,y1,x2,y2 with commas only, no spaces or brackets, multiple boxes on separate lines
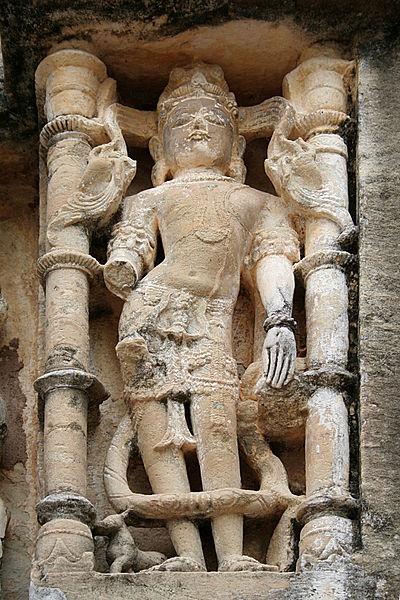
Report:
263,314,297,334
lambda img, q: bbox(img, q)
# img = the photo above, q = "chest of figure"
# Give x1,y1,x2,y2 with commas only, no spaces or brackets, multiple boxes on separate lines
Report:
157,183,263,250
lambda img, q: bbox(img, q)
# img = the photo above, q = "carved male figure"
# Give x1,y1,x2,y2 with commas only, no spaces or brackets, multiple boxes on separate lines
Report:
104,64,300,571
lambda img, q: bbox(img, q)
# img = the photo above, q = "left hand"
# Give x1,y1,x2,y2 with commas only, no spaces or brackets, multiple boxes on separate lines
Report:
262,326,296,388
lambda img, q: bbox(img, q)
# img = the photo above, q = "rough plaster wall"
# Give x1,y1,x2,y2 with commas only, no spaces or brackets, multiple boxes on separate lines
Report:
356,33,400,599
0,145,39,599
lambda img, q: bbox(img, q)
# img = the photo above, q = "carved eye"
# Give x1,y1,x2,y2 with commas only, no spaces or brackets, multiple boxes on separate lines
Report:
204,112,225,126
172,113,193,127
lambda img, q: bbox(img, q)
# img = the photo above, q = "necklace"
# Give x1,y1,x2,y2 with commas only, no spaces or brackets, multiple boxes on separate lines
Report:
166,173,235,183
195,187,232,243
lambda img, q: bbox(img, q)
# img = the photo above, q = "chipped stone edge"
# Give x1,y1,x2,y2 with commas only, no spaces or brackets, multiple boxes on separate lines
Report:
29,581,67,600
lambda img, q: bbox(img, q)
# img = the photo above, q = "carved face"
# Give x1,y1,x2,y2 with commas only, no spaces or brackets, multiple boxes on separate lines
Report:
162,97,235,175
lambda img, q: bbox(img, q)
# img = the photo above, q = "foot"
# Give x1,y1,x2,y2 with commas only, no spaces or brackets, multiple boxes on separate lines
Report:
135,549,167,571
218,555,279,572
145,556,206,572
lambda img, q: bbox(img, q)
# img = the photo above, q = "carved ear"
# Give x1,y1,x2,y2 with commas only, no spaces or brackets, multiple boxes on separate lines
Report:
149,135,171,185
149,136,162,162
226,134,247,183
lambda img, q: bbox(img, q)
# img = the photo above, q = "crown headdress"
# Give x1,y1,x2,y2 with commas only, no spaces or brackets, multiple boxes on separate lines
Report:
157,63,238,130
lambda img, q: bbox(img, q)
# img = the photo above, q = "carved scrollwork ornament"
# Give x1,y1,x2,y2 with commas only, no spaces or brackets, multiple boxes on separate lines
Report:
37,250,103,283
265,131,353,231
46,105,136,248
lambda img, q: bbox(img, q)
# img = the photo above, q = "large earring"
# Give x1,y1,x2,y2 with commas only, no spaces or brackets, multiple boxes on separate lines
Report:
151,160,170,186
149,136,170,186
227,135,246,183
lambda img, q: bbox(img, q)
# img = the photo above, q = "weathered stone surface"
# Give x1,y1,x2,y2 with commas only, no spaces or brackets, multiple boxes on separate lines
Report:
0,3,398,600
30,581,67,599
33,571,293,599
0,140,39,599
0,43,7,125
31,566,382,600
356,32,400,599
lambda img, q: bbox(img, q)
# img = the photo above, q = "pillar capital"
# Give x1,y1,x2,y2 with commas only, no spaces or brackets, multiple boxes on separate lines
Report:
35,49,108,122
283,45,354,115
283,45,354,140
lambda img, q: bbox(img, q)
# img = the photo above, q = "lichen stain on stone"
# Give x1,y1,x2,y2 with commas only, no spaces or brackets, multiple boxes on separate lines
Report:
361,500,392,532
68,394,83,409
29,581,67,600
0,338,27,469
66,422,86,435
45,344,85,372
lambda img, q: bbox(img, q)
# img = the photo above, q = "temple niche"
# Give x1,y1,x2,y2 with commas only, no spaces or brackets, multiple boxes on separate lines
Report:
33,40,359,582
0,4,399,600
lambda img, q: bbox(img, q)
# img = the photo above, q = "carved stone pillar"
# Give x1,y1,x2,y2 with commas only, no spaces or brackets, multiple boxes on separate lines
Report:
283,48,356,568
33,49,136,578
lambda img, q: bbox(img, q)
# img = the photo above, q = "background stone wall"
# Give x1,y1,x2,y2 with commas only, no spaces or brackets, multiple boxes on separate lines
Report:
0,3,399,598
356,32,400,599
0,142,39,598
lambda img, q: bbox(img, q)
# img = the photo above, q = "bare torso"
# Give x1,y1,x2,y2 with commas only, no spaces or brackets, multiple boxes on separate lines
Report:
140,179,270,299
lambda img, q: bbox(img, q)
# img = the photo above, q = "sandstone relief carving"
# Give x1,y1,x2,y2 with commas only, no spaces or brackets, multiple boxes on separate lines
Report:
33,50,135,580
34,46,356,579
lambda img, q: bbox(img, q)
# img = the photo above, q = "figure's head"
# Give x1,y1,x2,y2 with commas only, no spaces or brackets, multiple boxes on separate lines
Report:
150,64,246,185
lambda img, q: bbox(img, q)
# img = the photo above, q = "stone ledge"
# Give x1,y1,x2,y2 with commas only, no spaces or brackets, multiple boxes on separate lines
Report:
31,572,293,600
29,565,383,600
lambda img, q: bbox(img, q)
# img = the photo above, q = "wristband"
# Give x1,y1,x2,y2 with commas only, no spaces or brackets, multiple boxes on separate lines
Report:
263,314,297,334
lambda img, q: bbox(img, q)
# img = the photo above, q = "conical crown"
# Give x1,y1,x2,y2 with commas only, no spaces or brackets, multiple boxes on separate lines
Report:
157,63,238,129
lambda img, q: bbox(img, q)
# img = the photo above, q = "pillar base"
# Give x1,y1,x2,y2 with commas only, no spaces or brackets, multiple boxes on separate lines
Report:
33,518,94,580
298,515,353,571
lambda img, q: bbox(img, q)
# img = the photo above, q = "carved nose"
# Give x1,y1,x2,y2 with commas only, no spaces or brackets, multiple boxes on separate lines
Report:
193,114,207,129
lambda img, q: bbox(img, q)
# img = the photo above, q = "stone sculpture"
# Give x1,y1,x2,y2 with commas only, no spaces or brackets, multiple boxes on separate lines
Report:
34,46,356,579
104,63,300,572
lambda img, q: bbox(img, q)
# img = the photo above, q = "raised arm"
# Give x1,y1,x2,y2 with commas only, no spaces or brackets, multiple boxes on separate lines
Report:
248,199,300,388
104,191,158,299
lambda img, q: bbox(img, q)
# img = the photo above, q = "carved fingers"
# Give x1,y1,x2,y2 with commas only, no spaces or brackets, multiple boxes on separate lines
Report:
262,326,296,389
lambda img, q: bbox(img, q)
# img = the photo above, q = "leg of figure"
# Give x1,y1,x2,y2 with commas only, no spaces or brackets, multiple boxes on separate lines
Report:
190,391,243,566
136,400,205,569
191,390,279,571
237,398,294,497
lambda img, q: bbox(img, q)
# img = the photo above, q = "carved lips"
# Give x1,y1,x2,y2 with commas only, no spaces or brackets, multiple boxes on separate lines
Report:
188,130,211,142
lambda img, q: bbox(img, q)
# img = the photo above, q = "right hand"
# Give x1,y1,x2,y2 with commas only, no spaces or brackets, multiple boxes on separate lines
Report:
103,252,138,300
262,326,296,389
